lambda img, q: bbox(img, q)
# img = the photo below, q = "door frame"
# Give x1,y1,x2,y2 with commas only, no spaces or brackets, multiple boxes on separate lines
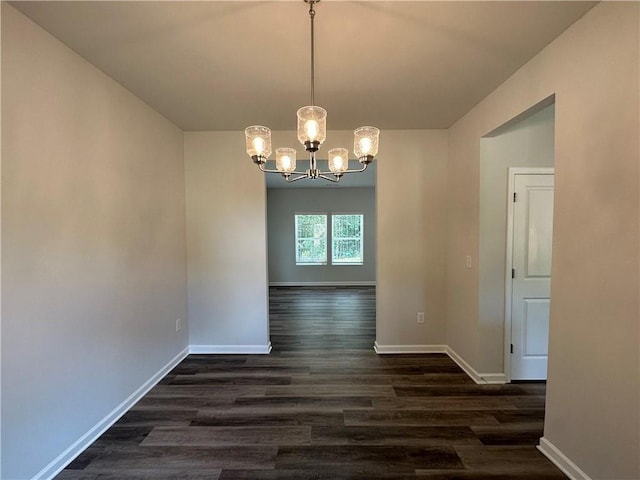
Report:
504,167,555,383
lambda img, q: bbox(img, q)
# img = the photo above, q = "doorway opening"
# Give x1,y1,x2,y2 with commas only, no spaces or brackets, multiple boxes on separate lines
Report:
264,147,377,352
479,98,555,382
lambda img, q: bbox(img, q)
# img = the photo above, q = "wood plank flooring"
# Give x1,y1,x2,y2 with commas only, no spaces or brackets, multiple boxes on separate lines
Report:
56,286,565,479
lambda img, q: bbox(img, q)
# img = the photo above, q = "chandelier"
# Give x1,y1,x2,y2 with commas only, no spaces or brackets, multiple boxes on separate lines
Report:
244,0,380,183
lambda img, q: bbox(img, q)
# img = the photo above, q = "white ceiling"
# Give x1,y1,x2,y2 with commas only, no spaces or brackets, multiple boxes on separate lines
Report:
10,0,595,133
9,1,594,189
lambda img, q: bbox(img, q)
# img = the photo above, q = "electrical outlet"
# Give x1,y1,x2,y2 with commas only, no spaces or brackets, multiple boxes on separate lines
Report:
417,312,425,324
466,255,472,269
176,318,182,332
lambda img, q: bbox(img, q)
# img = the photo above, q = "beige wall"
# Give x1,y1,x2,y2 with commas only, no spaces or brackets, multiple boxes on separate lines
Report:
184,129,449,352
376,130,449,349
447,3,639,478
184,132,269,351
1,5,188,479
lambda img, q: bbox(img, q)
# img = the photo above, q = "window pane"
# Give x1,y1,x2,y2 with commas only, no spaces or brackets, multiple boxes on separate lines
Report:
334,215,360,238
332,214,363,265
297,239,327,264
295,214,327,264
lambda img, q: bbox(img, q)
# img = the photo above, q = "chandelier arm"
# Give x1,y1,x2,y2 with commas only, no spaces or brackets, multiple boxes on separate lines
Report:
316,162,370,177
257,164,284,174
318,174,341,183
258,164,310,176
338,163,370,174
285,173,312,183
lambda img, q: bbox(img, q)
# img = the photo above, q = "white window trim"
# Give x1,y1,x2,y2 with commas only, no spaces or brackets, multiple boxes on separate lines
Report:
294,212,365,267
331,213,364,266
295,213,328,265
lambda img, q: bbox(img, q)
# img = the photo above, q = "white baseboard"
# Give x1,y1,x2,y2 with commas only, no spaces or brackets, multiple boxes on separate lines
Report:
474,372,507,384
538,437,593,480
269,281,376,287
189,343,272,354
373,343,505,384
445,346,506,384
373,342,447,354
34,347,189,480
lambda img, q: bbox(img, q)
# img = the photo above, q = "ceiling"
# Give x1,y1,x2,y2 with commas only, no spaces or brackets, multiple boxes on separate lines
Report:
9,1,594,189
10,1,595,133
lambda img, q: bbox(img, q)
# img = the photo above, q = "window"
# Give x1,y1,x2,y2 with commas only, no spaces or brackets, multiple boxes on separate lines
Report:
332,214,364,265
294,213,364,266
295,214,327,265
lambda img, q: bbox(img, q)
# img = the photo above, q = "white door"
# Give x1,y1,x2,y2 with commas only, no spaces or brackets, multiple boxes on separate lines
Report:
510,173,554,380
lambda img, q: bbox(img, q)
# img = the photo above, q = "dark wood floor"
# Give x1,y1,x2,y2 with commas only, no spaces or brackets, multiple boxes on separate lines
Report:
57,286,565,479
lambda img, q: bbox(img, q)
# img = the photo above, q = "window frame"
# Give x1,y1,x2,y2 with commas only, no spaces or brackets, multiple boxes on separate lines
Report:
294,213,328,265
331,213,364,266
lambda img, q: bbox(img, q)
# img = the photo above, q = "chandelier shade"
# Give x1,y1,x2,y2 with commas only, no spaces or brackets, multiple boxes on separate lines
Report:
328,148,349,175
276,148,297,174
354,126,380,162
244,0,379,183
245,126,272,162
297,106,327,148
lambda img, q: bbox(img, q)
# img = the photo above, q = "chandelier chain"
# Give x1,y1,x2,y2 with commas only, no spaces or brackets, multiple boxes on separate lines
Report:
309,0,316,106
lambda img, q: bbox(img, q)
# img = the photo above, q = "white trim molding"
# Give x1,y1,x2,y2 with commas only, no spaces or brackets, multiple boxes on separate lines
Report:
538,437,593,480
446,346,507,384
35,347,189,480
189,343,272,354
373,343,506,384
373,342,447,354
269,281,376,287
